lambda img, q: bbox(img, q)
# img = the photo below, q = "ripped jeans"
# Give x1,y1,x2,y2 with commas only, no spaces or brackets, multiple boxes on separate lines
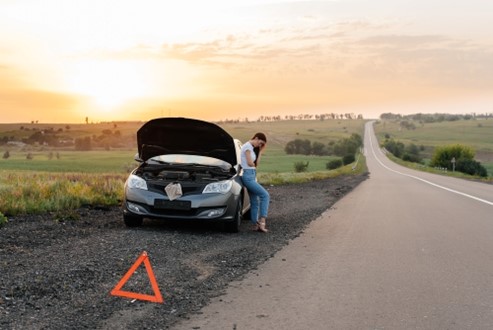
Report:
241,169,270,224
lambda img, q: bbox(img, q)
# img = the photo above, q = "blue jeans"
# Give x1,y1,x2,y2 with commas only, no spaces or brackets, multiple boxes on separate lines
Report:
241,169,270,224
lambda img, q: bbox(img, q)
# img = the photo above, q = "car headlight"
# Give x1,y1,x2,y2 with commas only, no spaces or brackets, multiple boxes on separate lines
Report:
127,174,148,190
203,180,233,194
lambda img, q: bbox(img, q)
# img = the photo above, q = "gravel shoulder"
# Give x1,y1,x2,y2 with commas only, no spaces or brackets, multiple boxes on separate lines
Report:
0,173,367,330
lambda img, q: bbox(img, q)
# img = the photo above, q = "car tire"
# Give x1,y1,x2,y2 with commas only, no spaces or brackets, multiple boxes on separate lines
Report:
123,214,143,227
224,200,242,233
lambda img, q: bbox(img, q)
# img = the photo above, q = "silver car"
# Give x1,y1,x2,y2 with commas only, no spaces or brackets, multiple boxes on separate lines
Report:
122,117,250,232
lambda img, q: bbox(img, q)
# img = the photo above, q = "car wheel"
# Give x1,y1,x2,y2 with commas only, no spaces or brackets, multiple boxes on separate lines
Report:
123,214,143,227
224,200,242,233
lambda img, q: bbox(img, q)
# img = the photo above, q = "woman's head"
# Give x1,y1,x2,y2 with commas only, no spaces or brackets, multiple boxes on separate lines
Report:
251,132,267,147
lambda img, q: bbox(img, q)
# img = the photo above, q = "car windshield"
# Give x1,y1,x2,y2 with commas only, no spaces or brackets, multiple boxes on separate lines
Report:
148,154,232,171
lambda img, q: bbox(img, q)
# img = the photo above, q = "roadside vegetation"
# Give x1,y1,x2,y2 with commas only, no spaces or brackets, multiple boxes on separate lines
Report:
0,118,366,218
374,113,493,181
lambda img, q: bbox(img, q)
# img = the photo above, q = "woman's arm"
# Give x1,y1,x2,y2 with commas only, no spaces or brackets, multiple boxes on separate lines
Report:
245,149,256,167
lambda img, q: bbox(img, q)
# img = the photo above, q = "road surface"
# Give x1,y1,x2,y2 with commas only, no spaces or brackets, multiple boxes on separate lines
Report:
173,121,493,330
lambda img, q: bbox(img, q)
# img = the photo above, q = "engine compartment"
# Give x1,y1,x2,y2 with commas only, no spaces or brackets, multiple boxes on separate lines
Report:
136,165,233,183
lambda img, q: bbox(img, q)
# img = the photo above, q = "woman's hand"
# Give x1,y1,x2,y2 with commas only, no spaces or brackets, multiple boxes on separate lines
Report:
258,141,266,153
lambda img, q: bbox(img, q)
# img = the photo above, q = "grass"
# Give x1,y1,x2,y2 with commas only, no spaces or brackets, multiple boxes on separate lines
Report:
2,117,491,218
221,119,366,151
258,150,340,173
373,119,493,156
259,152,366,185
0,150,135,173
374,119,493,180
0,171,126,216
0,119,367,218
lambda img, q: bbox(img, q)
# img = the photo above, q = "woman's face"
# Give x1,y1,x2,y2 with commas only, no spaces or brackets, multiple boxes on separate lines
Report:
255,138,266,148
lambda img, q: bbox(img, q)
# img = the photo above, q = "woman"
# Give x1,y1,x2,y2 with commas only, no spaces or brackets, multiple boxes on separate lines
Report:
240,132,270,233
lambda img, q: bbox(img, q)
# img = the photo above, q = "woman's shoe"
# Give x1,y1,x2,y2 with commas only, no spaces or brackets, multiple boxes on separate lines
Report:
257,218,268,233
252,223,260,231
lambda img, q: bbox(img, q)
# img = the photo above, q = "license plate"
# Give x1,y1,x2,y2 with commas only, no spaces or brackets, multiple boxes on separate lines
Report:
154,199,191,210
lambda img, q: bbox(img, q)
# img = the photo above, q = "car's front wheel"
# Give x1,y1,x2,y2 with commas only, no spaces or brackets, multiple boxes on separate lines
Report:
224,200,242,233
123,214,143,227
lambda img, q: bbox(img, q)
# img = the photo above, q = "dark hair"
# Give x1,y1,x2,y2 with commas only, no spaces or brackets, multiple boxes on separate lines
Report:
251,133,266,166
253,146,260,166
251,132,267,143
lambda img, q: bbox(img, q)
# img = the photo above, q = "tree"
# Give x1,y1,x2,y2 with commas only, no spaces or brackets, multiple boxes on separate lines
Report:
332,133,362,156
311,142,327,156
402,143,422,163
284,139,311,155
75,137,92,151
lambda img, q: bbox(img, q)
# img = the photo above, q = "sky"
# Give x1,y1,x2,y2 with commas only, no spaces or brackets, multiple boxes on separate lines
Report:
1,0,492,123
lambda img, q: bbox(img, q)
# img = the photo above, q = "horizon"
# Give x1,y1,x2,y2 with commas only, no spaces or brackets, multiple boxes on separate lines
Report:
1,0,493,123
1,111,491,126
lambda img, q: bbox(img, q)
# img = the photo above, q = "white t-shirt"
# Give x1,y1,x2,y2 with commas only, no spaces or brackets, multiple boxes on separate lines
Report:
240,142,256,169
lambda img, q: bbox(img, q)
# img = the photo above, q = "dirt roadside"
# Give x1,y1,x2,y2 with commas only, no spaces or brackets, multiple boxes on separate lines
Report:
0,173,368,330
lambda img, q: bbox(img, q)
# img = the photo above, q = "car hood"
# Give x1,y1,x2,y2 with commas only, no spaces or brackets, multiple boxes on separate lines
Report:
137,117,238,165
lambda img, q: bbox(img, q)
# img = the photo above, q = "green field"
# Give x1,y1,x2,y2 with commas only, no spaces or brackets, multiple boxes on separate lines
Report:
0,119,366,217
0,119,365,174
0,150,135,173
373,118,493,176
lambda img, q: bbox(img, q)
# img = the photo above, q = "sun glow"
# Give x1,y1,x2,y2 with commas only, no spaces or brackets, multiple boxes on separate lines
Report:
64,60,155,110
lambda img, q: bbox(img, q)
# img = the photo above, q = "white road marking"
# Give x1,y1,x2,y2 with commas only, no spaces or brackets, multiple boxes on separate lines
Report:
367,124,493,207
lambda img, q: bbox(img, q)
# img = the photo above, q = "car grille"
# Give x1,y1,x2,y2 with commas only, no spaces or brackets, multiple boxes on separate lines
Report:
148,206,211,217
147,182,205,195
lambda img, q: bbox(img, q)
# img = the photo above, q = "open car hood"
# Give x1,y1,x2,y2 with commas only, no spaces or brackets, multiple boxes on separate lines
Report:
137,117,238,166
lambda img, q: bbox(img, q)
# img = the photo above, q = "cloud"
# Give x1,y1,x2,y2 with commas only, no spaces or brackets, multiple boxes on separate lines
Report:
348,34,493,89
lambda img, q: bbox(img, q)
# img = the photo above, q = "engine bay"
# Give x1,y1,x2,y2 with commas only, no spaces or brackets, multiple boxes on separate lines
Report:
136,165,233,183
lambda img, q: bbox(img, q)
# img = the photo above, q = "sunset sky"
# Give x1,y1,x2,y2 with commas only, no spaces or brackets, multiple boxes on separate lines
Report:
1,0,492,123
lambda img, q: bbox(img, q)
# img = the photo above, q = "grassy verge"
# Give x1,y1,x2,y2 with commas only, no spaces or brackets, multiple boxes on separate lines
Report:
383,152,493,184
0,171,126,216
0,153,366,218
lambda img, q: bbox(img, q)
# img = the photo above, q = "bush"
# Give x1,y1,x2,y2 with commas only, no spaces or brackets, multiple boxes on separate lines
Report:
456,159,488,177
383,139,405,158
0,212,7,227
342,154,355,165
285,139,312,155
326,159,343,170
430,144,486,176
430,144,475,170
294,161,309,173
3,150,10,159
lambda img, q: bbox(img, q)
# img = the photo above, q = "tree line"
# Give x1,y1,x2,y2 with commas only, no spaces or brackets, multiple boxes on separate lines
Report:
380,112,492,122
285,133,362,157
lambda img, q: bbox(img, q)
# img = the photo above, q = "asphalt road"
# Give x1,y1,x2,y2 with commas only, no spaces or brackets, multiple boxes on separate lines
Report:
173,121,493,330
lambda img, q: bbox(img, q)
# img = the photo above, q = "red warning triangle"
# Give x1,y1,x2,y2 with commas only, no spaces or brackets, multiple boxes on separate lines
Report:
110,251,164,303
